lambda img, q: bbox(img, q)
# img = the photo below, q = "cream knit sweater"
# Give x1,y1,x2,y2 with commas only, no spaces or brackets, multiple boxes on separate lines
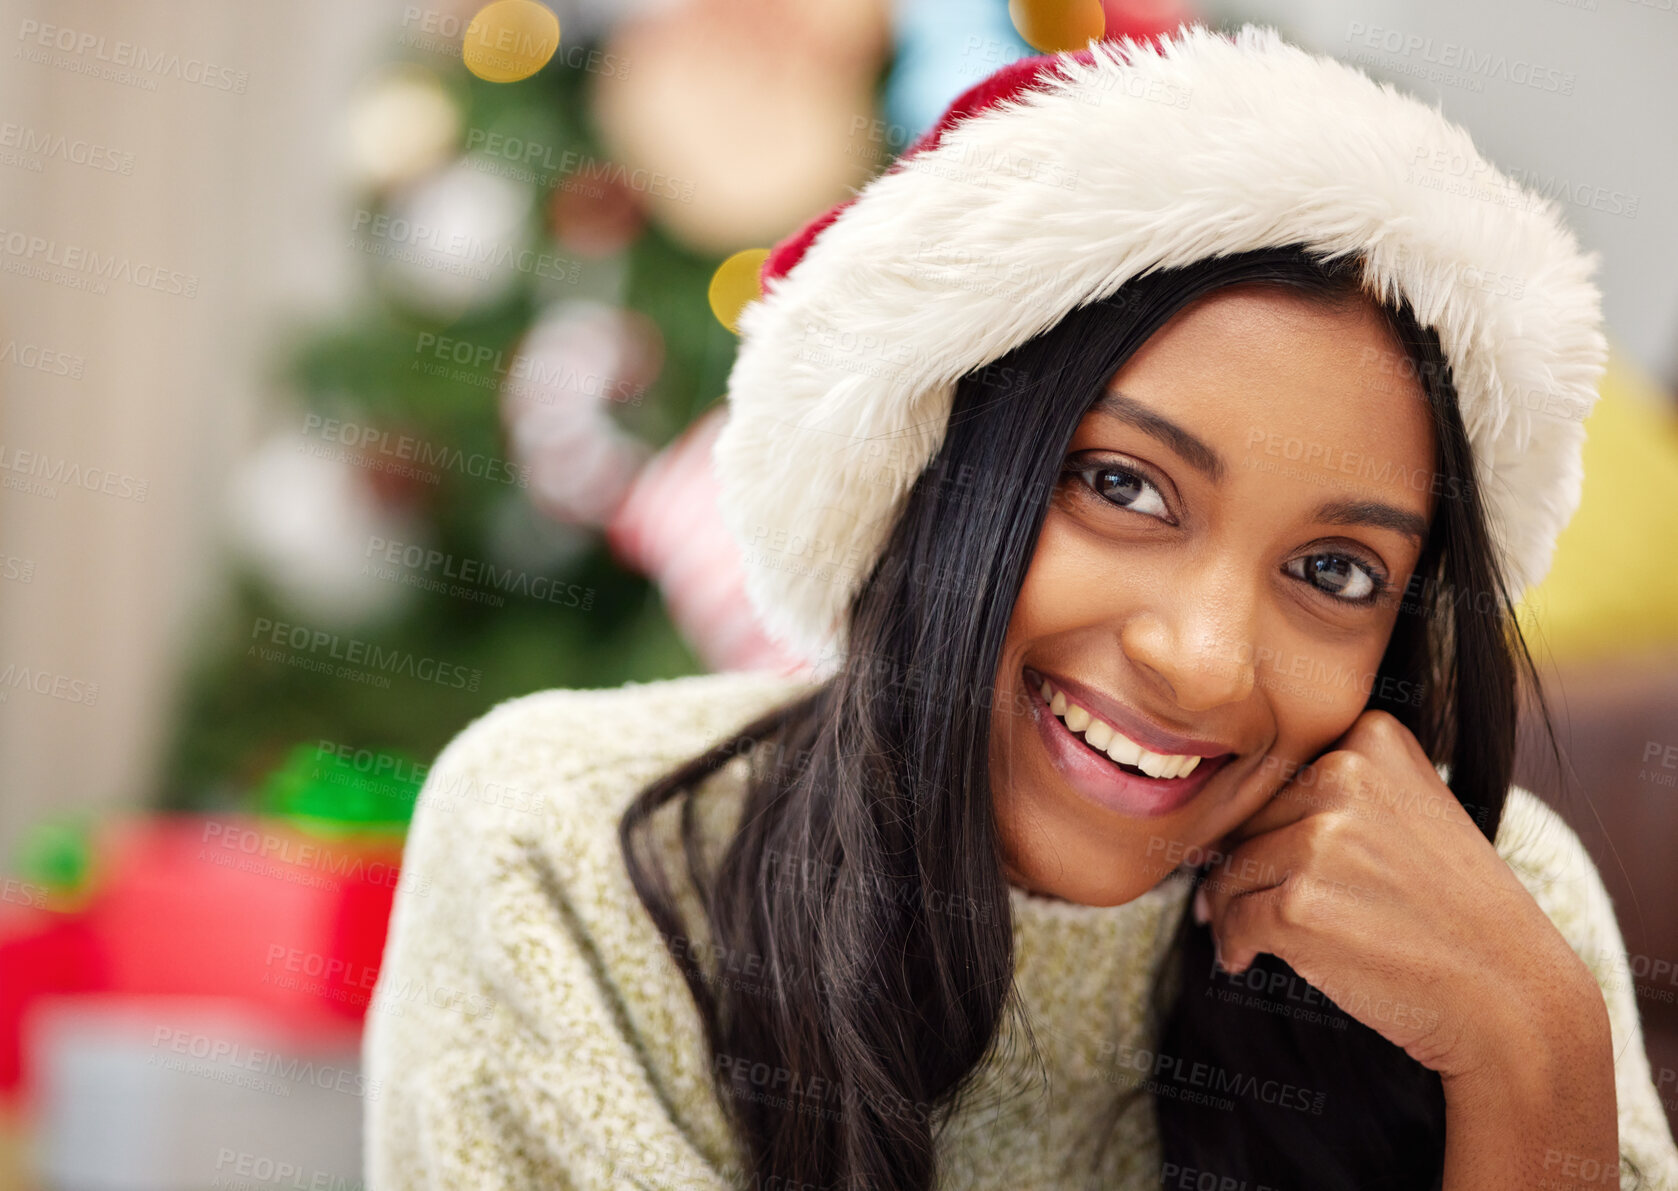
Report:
364,669,1678,1190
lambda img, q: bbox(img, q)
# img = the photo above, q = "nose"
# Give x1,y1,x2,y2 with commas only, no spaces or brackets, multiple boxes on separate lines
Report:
1120,577,1257,712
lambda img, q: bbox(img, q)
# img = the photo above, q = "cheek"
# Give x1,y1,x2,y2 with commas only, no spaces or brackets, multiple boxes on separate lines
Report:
1009,508,1152,637
1255,637,1393,764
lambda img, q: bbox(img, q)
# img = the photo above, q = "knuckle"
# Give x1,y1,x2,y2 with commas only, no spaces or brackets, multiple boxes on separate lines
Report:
1271,875,1313,928
1318,749,1370,796
1306,810,1350,855
1341,749,1376,782
1360,709,1405,741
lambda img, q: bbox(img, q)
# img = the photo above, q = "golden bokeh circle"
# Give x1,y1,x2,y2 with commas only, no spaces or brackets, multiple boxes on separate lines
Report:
708,249,771,334
462,0,561,84
1008,0,1106,53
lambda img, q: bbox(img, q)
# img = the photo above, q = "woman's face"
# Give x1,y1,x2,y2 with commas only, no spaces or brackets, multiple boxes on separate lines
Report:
989,284,1437,907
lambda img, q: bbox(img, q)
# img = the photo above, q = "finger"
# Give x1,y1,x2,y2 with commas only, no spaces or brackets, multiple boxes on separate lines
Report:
1221,751,1343,847
1196,832,1292,975
1332,707,1431,768
1225,714,1428,848
1200,817,1338,976
1200,833,1290,911
1214,812,1390,977
1214,883,1288,978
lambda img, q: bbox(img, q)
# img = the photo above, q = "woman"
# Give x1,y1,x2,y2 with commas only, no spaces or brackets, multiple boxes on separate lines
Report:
365,25,1678,1191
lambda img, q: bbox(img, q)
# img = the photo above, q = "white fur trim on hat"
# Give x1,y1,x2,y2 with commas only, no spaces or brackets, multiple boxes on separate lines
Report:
713,22,1607,665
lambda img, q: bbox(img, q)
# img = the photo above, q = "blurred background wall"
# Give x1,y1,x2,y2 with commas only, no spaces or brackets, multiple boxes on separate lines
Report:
0,0,395,861
1201,0,1678,386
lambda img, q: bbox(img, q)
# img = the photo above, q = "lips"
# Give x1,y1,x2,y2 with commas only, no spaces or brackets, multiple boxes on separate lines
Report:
1023,664,1235,819
1025,665,1235,758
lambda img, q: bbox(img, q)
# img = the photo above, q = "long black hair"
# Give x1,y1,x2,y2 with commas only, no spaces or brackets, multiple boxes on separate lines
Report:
618,245,1634,1190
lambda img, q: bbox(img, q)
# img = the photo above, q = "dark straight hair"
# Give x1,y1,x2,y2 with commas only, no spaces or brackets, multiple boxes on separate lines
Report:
619,245,1637,1190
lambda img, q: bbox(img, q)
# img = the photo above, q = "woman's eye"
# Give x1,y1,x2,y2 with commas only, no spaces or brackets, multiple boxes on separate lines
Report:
1285,553,1384,604
1074,464,1172,522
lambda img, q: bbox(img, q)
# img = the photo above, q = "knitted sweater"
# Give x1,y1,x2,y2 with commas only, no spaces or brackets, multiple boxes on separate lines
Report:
364,669,1678,1190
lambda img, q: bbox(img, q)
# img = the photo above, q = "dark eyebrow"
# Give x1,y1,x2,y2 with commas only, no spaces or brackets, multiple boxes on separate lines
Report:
1089,388,1431,542
1087,388,1226,483
1313,498,1430,544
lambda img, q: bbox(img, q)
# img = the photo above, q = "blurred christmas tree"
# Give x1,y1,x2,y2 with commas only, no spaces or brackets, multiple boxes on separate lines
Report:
155,0,896,816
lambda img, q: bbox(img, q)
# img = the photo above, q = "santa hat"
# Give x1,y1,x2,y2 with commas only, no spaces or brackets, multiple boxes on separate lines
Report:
712,23,1607,666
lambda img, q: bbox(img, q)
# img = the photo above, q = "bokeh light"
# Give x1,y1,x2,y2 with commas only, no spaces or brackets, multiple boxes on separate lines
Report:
462,0,561,83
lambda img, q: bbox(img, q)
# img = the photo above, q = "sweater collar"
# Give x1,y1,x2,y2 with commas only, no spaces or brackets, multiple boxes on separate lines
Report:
928,874,1194,1182
1002,872,1195,1081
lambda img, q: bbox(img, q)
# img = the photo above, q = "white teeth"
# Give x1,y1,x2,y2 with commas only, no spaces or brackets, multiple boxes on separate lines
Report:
1163,754,1200,780
1105,732,1142,768
1037,676,1205,779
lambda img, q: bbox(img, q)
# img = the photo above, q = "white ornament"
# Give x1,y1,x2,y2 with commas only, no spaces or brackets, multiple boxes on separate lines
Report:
371,157,536,320
342,65,461,191
226,429,426,626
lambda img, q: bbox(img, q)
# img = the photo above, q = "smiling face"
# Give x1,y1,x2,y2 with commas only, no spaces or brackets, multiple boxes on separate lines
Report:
988,283,1438,907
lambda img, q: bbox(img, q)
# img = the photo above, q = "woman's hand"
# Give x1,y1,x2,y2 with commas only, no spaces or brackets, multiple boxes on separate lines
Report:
1196,709,1591,1075
1194,709,1621,1189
